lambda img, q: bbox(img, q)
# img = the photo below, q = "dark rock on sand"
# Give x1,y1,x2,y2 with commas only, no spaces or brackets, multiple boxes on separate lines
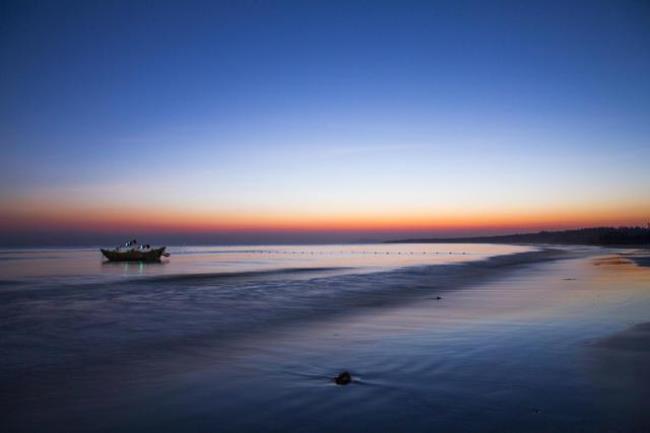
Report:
334,371,352,385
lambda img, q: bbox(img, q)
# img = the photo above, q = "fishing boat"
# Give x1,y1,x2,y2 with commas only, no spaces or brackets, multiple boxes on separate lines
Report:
101,240,169,262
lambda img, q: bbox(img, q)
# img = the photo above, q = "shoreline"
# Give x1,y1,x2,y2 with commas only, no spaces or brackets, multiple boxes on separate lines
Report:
3,246,650,433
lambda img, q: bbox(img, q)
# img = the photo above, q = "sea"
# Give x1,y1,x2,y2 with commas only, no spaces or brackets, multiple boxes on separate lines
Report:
1,243,650,432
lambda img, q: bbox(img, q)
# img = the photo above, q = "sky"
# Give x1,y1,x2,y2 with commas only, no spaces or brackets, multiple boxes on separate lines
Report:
1,0,649,245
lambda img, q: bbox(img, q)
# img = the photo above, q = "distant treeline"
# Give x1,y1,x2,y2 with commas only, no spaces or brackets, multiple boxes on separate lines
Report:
387,226,650,246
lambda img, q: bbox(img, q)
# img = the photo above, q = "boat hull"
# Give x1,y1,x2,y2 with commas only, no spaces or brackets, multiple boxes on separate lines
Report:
101,247,167,262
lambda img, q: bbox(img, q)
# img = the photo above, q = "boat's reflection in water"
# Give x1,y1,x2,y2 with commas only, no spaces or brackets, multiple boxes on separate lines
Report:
101,259,166,276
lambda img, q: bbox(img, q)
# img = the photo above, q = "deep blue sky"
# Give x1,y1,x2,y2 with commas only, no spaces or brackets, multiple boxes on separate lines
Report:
1,1,649,245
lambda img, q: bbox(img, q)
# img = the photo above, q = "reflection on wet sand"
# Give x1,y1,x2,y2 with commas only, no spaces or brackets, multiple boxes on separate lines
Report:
2,246,650,432
594,322,650,352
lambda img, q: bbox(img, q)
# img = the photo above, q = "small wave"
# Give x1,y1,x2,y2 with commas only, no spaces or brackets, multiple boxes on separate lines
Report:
0,279,25,287
0,266,356,297
0,255,63,261
129,266,354,284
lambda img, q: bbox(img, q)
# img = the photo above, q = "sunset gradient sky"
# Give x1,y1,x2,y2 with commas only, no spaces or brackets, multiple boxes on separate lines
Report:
1,1,649,245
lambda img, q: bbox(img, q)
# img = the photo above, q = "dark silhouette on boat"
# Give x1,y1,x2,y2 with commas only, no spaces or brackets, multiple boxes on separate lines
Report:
101,239,169,262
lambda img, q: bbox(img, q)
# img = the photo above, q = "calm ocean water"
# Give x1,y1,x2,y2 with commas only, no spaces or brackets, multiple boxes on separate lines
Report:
2,244,650,432
0,243,531,282
0,244,530,371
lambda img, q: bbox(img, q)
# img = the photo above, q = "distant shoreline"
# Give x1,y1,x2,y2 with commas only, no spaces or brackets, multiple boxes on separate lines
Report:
386,226,650,246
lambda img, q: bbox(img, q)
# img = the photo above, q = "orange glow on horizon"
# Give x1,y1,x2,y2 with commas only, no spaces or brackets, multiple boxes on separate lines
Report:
2,197,648,235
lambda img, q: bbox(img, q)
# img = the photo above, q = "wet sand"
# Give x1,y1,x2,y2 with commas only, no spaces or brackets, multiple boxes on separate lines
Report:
625,252,650,268
595,322,650,352
2,247,650,432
